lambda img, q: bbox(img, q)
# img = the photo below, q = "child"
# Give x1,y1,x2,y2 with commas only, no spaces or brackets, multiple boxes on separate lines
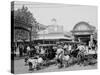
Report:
24,56,29,65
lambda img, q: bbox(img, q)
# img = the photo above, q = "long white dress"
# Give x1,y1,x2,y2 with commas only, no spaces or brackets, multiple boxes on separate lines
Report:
16,47,20,56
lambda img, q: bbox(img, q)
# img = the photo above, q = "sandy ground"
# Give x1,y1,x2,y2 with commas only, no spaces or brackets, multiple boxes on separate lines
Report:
14,59,97,74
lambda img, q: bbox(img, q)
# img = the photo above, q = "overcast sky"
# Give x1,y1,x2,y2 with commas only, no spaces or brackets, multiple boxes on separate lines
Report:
14,1,98,32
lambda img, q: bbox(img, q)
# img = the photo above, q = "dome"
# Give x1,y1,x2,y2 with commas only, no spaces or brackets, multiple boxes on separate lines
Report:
73,21,91,31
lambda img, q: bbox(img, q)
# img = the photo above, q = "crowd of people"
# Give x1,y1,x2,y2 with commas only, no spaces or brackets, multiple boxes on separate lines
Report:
11,41,97,70
12,41,97,58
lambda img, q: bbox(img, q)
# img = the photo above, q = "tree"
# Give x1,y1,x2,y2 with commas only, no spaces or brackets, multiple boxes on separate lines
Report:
13,5,47,41
14,6,37,26
14,6,39,41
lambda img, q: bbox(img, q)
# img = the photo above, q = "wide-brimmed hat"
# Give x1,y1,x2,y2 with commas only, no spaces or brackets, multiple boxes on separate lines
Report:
58,45,63,48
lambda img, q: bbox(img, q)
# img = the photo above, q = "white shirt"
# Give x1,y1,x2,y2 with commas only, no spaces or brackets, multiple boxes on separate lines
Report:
84,47,88,55
56,48,64,54
27,46,30,51
78,45,82,50
68,45,72,51
40,48,45,54
37,57,43,64
63,45,68,49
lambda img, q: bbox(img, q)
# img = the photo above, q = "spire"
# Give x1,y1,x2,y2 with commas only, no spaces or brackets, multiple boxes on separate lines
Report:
51,18,56,22
51,18,57,25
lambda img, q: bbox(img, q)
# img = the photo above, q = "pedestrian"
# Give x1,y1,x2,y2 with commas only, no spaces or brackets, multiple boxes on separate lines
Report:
56,45,64,56
56,45,64,68
27,45,31,56
63,44,68,55
23,44,27,56
68,44,72,54
35,45,40,55
19,44,23,57
16,45,20,56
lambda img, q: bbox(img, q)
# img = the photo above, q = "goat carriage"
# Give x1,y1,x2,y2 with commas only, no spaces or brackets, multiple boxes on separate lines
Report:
24,41,97,71
55,41,97,68
25,44,57,71
78,50,97,66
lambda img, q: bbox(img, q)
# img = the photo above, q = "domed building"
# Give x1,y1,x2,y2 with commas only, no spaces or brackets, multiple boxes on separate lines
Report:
34,19,72,44
36,24,72,44
71,21,97,45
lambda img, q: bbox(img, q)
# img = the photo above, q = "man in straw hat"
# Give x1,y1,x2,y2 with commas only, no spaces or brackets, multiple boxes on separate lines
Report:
55,44,64,68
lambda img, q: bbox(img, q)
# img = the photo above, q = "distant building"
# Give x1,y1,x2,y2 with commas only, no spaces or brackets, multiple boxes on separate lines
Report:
38,24,63,34
38,18,63,33
71,21,97,45
38,31,72,40
36,24,72,44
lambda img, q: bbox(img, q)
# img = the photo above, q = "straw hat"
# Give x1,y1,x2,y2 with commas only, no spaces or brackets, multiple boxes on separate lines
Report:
58,45,63,48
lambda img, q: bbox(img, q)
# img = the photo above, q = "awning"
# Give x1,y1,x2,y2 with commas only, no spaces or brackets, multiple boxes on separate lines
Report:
37,36,72,40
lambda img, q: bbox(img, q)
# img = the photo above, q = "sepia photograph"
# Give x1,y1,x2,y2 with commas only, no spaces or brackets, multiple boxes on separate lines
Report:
11,1,98,74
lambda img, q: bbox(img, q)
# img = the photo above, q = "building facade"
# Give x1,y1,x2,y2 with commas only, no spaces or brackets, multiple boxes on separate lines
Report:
35,24,72,44
14,23,32,42
71,21,97,45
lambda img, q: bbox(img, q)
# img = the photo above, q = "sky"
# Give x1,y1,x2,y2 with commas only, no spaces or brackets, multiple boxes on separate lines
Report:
14,1,98,32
